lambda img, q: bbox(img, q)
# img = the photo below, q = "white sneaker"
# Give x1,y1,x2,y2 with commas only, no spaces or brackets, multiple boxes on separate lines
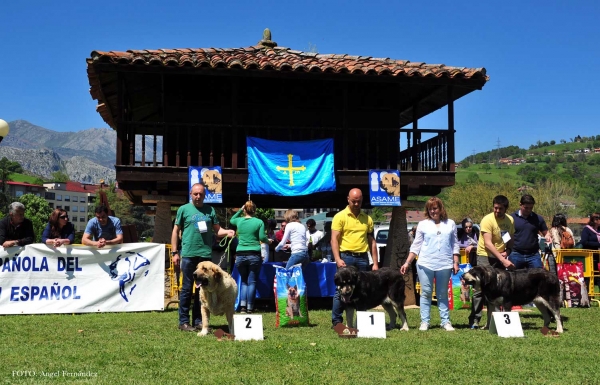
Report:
442,323,455,331
419,322,429,331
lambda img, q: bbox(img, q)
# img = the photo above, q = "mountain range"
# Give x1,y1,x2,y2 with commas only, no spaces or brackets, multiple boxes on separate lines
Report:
0,120,162,184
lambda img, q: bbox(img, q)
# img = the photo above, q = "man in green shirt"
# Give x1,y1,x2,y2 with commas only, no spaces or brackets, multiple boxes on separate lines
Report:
171,183,235,332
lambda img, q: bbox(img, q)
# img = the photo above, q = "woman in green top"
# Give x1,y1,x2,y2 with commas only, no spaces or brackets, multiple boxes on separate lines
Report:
230,200,272,314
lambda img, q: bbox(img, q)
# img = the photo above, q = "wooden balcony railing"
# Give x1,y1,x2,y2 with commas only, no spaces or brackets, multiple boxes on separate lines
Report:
398,129,455,172
117,122,454,173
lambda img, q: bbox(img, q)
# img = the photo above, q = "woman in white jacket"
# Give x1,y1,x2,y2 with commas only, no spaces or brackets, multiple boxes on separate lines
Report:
400,197,460,332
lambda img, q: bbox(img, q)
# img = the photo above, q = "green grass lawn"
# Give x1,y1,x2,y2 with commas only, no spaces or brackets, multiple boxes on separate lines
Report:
1,305,598,384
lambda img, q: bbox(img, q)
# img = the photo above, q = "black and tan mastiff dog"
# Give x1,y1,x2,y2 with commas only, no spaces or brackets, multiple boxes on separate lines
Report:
462,265,563,333
334,266,409,331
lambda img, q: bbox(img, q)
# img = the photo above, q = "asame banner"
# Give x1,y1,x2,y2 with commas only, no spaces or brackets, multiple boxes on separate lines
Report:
189,166,222,204
369,169,401,207
0,243,165,314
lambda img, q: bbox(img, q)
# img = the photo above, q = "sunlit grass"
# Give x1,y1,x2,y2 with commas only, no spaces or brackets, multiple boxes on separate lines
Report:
1,305,598,384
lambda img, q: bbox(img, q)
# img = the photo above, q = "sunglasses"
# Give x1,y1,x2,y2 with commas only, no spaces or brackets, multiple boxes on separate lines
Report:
60,215,69,219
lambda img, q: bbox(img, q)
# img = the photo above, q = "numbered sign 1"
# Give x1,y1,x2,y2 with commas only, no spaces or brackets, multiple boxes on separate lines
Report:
356,311,386,339
233,314,264,341
489,312,524,338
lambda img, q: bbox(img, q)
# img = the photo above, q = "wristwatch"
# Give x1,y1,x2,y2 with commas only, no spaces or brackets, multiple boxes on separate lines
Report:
171,250,179,256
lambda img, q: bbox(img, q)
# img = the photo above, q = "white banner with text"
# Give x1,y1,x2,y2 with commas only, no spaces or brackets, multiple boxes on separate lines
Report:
0,243,165,314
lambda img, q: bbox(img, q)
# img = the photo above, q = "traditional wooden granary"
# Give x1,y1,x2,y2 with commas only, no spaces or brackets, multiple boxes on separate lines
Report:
86,29,488,260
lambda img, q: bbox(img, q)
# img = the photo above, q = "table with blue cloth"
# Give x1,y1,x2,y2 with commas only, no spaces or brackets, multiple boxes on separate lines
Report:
231,262,337,304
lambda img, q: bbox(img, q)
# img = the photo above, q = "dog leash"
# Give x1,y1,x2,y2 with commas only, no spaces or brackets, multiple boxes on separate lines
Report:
217,236,233,271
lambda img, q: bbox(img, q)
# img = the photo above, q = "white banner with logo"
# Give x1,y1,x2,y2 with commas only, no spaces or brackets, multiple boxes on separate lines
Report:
0,243,165,314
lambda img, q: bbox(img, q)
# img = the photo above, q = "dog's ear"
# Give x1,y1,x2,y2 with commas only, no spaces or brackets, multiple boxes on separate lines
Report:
294,285,297,290
213,268,222,282
287,283,291,289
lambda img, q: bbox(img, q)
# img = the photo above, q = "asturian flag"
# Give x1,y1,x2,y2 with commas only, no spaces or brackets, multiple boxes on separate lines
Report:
247,137,335,196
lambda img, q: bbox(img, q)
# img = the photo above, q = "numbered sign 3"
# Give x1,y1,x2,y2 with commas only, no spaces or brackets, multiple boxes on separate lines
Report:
489,312,524,338
234,314,264,341
356,311,387,339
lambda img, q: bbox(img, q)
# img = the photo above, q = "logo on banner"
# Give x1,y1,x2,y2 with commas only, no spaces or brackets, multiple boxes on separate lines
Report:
246,137,335,196
369,169,401,207
189,166,222,204
108,252,151,302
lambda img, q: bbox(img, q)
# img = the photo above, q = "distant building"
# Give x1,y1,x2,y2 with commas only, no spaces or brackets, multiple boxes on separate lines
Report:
3,181,46,198
43,181,102,232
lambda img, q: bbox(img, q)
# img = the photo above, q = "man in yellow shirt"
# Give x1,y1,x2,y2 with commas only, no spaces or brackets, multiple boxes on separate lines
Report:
468,195,515,329
330,188,379,327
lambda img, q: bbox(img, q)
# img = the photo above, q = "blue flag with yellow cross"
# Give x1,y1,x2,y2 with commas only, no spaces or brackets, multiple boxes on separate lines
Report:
246,137,336,196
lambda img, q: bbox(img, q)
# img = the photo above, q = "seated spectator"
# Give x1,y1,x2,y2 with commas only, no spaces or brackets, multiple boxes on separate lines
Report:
581,212,600,250
275,221,287,242
548,213,574,250
315,221,333,262
42,208,75,247
0,202,34,248
305,218,324,258
458,218,478,266
82,205,124,248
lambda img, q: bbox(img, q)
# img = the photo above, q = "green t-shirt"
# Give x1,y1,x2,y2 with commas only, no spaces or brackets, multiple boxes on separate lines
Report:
175,203,218,258
229,209,269,253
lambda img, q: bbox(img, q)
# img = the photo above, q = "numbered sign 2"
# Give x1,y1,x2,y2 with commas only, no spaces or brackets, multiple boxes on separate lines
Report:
233,314,264,341
489,312,524,338
356,311,386,339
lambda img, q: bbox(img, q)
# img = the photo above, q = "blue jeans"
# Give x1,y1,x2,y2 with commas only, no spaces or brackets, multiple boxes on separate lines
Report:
286,250,309,269
179,256,207,326
509,250,543,269
416,263,452,326
332,255,369,325
235,254,262,311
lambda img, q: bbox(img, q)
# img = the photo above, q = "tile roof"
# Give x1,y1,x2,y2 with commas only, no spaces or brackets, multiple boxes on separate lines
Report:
64,181,101,193
88,45,488,80
4,181,45,188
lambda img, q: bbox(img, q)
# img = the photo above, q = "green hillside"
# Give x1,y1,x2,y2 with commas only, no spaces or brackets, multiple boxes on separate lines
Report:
454,137,600,215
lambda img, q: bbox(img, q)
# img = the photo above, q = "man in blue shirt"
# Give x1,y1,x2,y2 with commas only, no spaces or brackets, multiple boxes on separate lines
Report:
508,195,551,269
82,205,124,248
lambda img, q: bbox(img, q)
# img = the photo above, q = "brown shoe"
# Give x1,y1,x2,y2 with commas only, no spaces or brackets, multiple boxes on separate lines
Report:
179,323,196,332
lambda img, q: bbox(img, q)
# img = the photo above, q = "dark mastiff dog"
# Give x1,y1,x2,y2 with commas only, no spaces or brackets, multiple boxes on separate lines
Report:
462,265,563,333
334,266,409,331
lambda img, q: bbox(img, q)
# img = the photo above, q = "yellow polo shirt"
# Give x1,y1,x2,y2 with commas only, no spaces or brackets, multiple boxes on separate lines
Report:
331,207,374,253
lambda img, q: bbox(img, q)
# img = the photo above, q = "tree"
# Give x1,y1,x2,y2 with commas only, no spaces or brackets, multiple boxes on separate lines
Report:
531,179,579,220
0,157,23,174
481,163,491,174
18,193,53,242
441,181,521,223
0,165,11,217
550,140,556,146
51,171,70,182
465,173,481,184
255,208,275,222
370,207,388,223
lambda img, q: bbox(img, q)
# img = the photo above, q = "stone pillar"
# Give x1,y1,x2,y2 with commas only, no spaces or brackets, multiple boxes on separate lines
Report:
383,206,416,305
142,195,186,247
153,201,173,244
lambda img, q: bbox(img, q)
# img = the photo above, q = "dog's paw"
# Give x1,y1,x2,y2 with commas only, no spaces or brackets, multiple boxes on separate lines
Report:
400,324,409,331
197,329,209,337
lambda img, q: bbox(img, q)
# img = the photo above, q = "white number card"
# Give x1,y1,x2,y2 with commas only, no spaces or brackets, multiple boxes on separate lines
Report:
234,314,264,341
356,311,386,339
489,312,524,338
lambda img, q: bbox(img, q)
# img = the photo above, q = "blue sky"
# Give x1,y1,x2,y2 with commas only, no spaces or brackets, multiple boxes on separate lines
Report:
1,0,599,161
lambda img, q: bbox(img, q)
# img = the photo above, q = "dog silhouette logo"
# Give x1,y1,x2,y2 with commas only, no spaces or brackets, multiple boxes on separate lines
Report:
108,252,151,302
